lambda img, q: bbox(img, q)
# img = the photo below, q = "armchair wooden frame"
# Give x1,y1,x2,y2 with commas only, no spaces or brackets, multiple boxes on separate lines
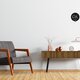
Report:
12,48,33,75
0,48,13,75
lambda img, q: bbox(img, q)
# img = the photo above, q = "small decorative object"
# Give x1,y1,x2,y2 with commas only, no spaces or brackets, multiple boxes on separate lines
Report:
71,37,80,42
71,12,79,22
48,44,52,51
48,39,53,51
55,46,62,52
55,48,59,52
69,46,74,51
45,37,53,51
58,46,62,51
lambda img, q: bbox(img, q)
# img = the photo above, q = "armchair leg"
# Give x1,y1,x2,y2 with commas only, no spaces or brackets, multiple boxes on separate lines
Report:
12,64,14,74
9,64,13,75
12,64,14,70
29,62,33,73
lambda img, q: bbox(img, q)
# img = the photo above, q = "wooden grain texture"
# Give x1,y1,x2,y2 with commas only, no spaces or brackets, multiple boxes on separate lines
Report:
42,51,80,58
0,70,80,80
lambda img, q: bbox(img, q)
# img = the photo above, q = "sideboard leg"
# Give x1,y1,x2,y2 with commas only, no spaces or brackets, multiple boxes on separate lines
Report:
46,58,50,72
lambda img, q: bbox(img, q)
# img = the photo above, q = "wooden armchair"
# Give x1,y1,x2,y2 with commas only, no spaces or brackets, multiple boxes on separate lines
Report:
0,41,33,75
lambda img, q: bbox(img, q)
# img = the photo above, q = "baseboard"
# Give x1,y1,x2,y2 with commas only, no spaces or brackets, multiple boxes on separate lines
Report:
0,69,80,72
46,69,80,72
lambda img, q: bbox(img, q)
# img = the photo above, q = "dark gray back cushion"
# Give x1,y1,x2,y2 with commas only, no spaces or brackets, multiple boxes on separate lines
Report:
0,41,16,58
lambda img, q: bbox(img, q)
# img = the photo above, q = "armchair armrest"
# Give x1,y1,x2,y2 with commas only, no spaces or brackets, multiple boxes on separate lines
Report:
0,48,10,57
0,48,8,52
15,48,30,56
0,48,11,64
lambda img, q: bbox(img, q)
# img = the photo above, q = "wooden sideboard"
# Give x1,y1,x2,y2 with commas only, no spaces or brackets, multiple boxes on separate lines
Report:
42,51,80,72
42,51,80,58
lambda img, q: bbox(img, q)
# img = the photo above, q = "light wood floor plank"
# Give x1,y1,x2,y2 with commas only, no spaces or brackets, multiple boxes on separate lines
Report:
0,70,80,80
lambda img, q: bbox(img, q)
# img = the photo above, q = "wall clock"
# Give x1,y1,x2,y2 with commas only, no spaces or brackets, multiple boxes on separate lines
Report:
71,13,79,21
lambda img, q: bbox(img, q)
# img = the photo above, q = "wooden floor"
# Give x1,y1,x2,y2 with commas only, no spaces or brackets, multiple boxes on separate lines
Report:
0,70,80,80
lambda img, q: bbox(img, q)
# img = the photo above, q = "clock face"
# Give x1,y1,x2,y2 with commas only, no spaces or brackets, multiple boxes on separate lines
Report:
71,13,79,21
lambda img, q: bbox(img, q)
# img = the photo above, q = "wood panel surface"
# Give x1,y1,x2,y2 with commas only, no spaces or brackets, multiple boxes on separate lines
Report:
42,51,80,58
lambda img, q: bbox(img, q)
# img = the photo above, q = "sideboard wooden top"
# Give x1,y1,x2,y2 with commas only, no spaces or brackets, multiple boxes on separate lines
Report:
42,51,80,58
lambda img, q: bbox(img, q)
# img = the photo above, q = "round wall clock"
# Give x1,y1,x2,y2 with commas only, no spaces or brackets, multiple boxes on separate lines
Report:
71,13,79,21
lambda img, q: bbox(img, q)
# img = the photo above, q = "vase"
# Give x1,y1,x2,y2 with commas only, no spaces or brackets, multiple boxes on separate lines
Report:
48,41,52,51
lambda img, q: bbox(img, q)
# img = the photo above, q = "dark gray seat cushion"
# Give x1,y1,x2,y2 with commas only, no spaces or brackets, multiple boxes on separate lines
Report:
12,56,32,64
0,57,9,65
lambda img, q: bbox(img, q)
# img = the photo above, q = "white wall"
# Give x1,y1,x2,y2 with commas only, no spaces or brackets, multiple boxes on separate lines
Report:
0,0,80,70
